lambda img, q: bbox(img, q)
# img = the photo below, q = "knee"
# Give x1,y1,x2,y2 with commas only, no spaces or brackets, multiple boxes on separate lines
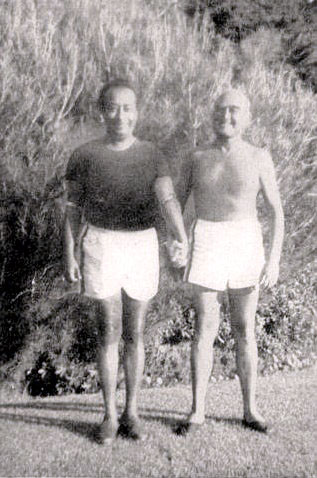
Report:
232,323,255,346
195,318,218,344
97,296,123,345
99,320,122,346
122,328,144,347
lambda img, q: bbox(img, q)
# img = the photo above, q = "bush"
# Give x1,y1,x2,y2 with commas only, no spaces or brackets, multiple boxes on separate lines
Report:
3,262,315,395
5,269,100,396
0,0,316,394
185,0,317,91
145,263,316,385
256,264,317,374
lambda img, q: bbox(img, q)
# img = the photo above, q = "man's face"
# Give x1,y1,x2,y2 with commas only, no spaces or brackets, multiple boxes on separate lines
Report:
103,87,138,142
213,91,250,139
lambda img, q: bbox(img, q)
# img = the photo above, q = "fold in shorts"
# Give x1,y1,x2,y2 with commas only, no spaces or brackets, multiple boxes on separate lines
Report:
80,224,159,301
184,218,265,291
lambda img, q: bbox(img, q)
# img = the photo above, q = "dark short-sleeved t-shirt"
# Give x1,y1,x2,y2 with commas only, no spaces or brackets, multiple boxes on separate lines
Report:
66,138,170,231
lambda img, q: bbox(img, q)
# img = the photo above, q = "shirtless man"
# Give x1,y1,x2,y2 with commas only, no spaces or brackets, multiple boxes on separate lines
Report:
159,88,284,432
63,79,187,443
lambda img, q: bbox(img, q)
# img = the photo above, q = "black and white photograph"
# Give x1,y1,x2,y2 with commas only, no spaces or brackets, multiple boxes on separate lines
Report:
0,0,316,476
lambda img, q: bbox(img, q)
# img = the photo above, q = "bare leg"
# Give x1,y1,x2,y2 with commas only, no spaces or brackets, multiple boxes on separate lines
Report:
190,286,221,424
229,286,265,424
96,292,122,433
121,290,149,421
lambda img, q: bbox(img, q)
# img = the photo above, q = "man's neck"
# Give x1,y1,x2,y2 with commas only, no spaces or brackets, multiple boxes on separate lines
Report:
216,135,243,153
106,136,137,151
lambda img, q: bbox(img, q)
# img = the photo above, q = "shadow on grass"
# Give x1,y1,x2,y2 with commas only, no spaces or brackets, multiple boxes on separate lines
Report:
140,406,242,432
0,402,243,442
0,411,99,443
0,401,103,413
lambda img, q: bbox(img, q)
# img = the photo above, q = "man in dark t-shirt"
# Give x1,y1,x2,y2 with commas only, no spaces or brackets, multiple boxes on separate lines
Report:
63,80,187,443
66,138,170,231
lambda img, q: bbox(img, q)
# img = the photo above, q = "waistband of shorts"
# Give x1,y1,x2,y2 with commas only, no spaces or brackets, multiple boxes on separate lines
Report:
194,217,261,231
195,217,260,224
87,223,157,236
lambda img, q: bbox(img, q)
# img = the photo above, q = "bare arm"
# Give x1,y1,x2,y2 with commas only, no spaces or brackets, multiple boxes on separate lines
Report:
155,176,187,242
259,151,285,287
63,180,84,282
176,152,194,212
154,176,188,266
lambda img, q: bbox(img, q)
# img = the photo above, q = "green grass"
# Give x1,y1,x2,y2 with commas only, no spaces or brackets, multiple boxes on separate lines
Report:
0,365,316,477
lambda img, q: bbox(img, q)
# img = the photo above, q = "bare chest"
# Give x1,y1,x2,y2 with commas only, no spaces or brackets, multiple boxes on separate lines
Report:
193,151,259,197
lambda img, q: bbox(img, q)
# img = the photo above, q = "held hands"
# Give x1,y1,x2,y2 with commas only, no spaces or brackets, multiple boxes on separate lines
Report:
260,260,279,289
165,236,189,268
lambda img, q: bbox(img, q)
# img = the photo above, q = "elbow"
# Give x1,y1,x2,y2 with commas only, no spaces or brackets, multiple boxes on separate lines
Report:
154,176,175,204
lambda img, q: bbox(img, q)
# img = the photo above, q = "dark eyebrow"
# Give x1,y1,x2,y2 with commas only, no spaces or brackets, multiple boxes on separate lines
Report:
105,101,134,107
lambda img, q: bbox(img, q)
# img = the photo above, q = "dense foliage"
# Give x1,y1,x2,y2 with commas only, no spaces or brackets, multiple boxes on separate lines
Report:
2,261,314,395
0,0,316,394
185,0,317,91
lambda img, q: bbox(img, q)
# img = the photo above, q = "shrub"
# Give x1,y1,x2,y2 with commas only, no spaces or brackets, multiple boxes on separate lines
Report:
6,268,100,395
0,0,316,394
256,264,317,374
146,263,316,385
4,262,315,394
185,0,317,91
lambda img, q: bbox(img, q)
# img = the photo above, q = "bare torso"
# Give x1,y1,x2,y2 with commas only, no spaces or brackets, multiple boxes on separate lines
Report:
192,140,261,221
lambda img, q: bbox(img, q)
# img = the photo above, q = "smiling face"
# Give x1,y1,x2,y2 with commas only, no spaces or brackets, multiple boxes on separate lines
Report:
103,86,138,143
213,90,251,140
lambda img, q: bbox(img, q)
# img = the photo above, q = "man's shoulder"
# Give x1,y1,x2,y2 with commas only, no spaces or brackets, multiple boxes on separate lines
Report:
250,145,273,173
243,141,270,159
132,139,164,159
67,139,105,178
71,138,104,157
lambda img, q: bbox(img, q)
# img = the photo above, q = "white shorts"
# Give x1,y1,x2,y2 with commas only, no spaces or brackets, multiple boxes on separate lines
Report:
185,219,265,291
81,224,159,301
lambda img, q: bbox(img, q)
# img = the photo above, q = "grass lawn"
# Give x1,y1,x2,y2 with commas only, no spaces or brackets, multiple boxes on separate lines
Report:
0,365,316,478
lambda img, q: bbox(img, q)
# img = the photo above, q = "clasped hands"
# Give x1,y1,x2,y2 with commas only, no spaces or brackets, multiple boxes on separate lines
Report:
165,236,189,268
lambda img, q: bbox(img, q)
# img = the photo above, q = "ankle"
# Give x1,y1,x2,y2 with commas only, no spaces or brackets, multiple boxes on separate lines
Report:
188,410,205,424
103,413,118,424
243,409,265,423
122,408,139,420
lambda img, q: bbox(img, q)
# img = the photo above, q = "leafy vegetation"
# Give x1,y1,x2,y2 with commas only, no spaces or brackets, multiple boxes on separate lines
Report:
185,0,317,91
0,0,316,394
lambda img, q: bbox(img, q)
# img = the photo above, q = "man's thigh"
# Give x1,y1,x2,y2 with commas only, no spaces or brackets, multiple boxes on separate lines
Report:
228,286,259,329
122,291,150,339
96,292,123,341
192,284,223,330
